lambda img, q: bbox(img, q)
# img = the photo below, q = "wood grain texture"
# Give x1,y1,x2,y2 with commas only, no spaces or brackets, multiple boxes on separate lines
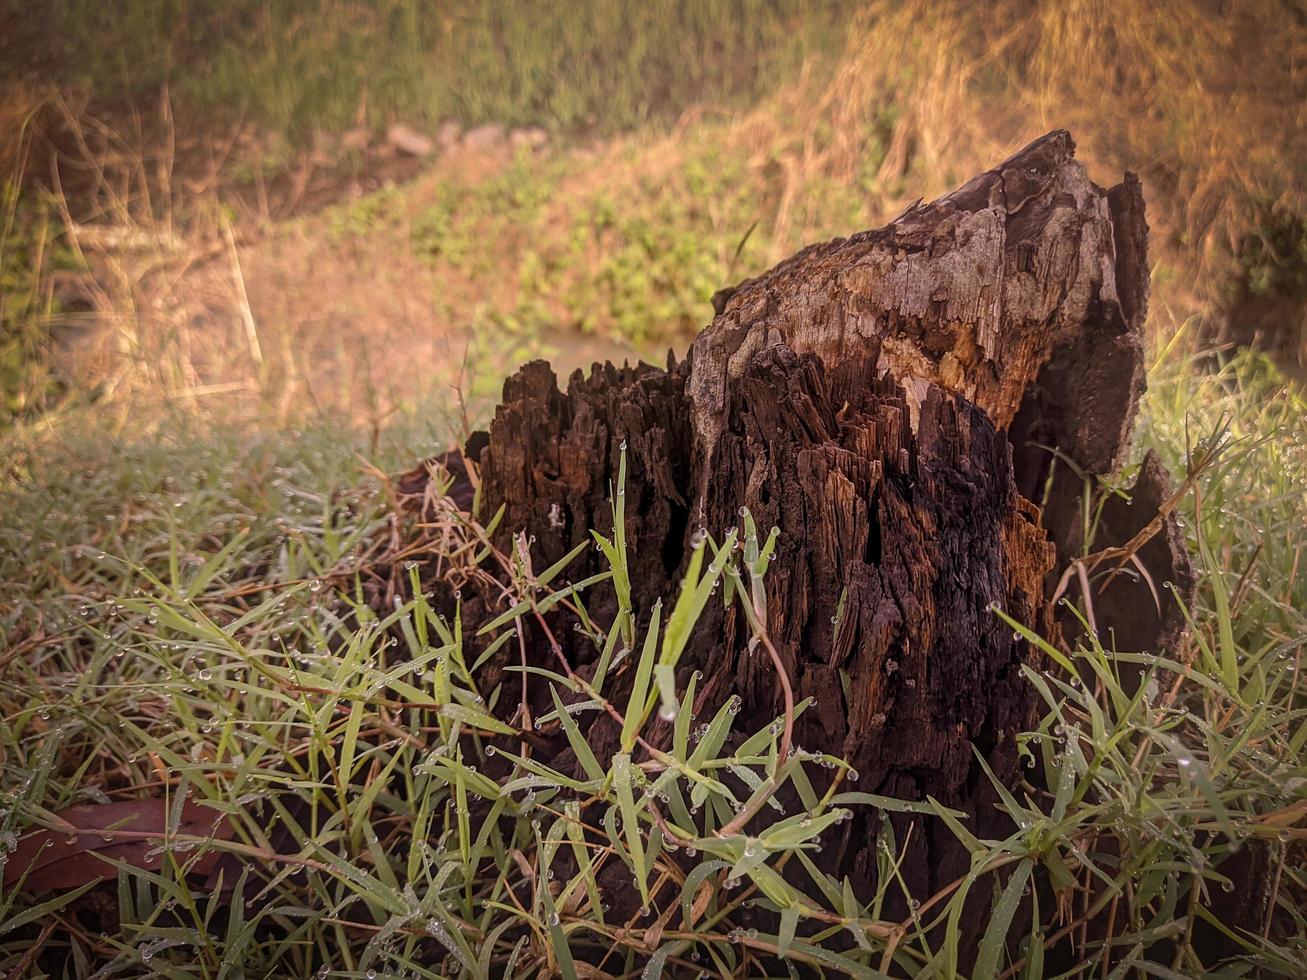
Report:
393,131,1207,954
690,131,1144,473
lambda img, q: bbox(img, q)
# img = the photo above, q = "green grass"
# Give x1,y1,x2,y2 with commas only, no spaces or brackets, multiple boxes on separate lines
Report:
0,347,1303,975
320,125,891,346
6,0,857,141
1,5,1305,968
499,140,881,343
0,182,79,424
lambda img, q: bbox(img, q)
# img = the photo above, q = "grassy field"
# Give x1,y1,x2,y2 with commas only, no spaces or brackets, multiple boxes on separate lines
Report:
3,0,1304,427
3,0,856,139
1,0,1305,975
0,344,1302,974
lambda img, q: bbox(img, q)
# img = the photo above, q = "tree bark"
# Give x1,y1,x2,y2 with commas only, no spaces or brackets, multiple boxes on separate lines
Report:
395,131,1205,950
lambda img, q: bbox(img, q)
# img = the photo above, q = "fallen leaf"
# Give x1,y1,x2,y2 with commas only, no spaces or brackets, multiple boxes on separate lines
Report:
10,799,237,892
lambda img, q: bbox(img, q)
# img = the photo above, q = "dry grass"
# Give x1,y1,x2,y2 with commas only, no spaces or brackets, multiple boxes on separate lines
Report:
3,101,566,435
0,83,45,187
726,0,1305,307
4,0,1303,433
1,7,1304,973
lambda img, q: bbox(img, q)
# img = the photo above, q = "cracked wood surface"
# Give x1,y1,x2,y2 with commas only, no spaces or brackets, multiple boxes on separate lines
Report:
391,130,1208,955
690,130,1147,495
691,130,1190,651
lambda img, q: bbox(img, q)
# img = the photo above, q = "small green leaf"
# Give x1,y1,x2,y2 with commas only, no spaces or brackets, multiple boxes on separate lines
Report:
613,753,649,905
974,858,1032,978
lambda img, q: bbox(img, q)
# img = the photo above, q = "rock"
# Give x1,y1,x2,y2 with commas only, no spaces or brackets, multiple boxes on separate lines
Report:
509,126,549,152
385,123,435,157
462,122,507,152
339,127,370,154
435,120,462,151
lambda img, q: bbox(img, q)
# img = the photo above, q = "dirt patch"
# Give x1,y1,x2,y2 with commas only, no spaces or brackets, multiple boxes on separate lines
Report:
21,100,643,424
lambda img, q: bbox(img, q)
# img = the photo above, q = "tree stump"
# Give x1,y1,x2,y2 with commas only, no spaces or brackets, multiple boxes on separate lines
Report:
396,131,1200,948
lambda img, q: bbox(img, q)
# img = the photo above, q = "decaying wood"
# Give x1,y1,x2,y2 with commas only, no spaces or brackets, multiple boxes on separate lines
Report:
688,128,1193,662
690,132,1147,557
393,131,1207,954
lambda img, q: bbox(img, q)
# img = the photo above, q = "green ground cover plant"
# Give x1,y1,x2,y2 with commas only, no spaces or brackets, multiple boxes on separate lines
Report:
0,345,1302,975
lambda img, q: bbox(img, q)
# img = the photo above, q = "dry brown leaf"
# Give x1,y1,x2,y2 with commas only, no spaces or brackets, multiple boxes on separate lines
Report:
10,799,237,892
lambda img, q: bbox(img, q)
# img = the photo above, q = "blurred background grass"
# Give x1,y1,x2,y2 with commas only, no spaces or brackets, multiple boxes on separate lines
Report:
1,0,1303,433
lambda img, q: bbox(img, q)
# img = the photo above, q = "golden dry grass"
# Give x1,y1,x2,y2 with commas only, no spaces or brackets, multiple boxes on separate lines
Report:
738,0,1305,296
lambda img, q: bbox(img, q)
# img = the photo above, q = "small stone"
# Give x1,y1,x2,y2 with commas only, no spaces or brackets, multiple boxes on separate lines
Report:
509,126,548,152
386,123,435,157
340,127,370,153
463,122,507,152
435,120,462,150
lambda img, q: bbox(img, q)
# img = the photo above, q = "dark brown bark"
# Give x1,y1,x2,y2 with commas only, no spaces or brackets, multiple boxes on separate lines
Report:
394,131,1215,958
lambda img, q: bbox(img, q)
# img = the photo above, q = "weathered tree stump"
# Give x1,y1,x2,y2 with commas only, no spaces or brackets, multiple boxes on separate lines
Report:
396,131,1205,952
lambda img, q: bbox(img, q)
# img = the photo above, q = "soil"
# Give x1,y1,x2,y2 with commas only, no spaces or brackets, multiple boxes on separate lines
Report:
21,106,641,422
